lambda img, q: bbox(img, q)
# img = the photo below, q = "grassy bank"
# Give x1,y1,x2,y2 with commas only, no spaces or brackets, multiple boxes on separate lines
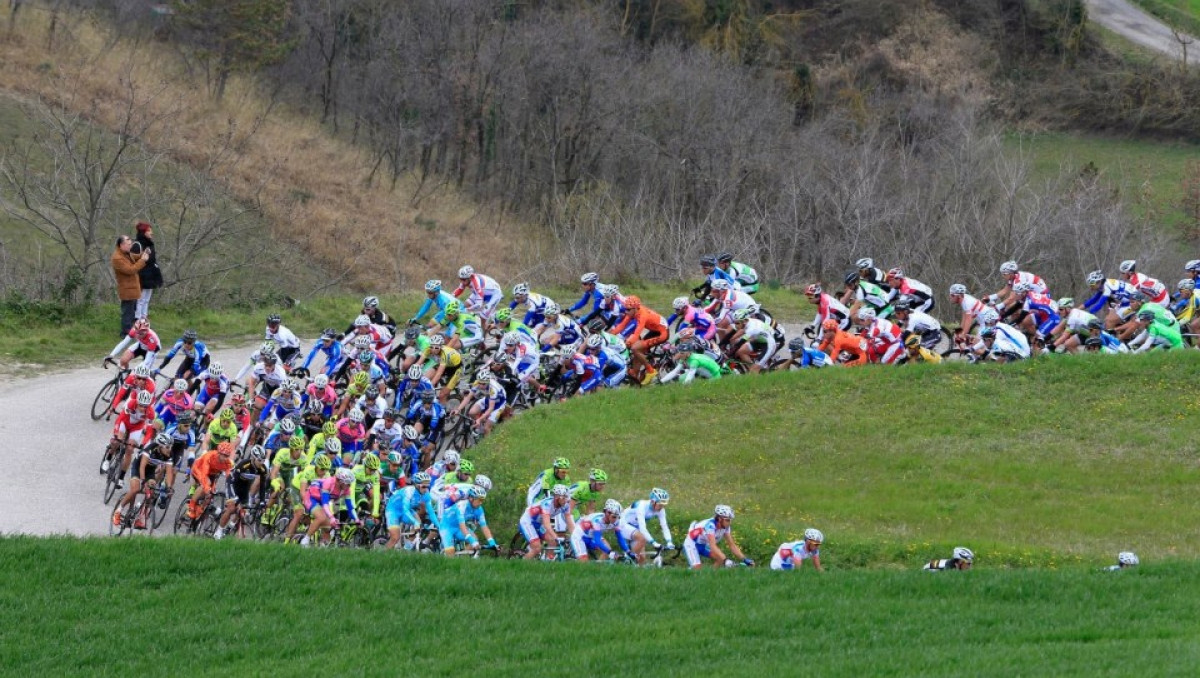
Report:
0,538,1195,677
473,352,1200,566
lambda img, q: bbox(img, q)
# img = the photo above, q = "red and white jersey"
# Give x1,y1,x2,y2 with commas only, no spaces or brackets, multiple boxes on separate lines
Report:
454,273,501,300
865,318,902,349
1137,277,1169,305
120,397,156,427
1010,271,1047,295
815,293,849,323
127,329,162,353
956,293,985,319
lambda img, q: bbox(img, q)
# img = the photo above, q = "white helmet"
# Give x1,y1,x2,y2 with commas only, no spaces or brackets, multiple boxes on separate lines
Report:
948,284,967,296
348,408,365,423
599,284,616,298
512,282,530,296
1117,551,1139,566
1119,259,1137,273
952,546,975,562
424,279,442,292
855,257,874,269
711,279,732,291
473,474,493,491
354,315,371,328
402,425,419,440
1012,282,1033,294
136,390,154,406
173,379,188,391
1186,259,1200,272
1086,270,1105,285
551,484,570,498
335,467,355,484
134,364,153,378
362,295,380,309
604,499,622,515
978,307,1000,325
207,362,224,378
313,374,329,389
580,272,599,284
804,528,824,543
406,366,424,380
856,307,876,322
458,265,474,279
442,449,461,465
429,334,445,346
544,302,560,316
714,504,734,519
585,334,604,349
999,261,1019,274
1179,278,1196,292
672,296,689,311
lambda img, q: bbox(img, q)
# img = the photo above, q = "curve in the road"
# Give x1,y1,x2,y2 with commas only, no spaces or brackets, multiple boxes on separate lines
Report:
1087,0,1199,60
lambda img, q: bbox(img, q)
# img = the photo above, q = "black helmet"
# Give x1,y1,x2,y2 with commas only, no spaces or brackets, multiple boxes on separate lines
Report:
404,327,420,342
182,329,198,342
321,327,337,339
420,390,436,403
844,272,859,286
267,313,282,324
787,337,804,352
1084,336,1103,347
717,252,733,263
699,255,717,267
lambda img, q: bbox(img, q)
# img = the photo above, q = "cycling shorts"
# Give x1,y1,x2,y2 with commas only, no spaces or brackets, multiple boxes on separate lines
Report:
632,329,668,352
570,529,611,559
195,388,225,410
683,536,711,568
113,415,149,440
385,504,419,530
518,511,548,543
438,519,477,548
442,363,461,391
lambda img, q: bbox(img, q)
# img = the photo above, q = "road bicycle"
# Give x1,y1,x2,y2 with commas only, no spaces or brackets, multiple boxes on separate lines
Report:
92,358,130,421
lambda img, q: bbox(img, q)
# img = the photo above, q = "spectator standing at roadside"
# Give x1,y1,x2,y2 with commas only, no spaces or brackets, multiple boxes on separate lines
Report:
111,234,150,336
134,221,162,319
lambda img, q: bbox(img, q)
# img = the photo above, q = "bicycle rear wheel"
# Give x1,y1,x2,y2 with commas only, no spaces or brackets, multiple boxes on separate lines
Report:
91,378,119,421
149,488,173,530
103,460,123,505
109,504,133,537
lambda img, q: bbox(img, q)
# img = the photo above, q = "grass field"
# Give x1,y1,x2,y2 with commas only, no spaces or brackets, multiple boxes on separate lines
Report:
473,351,1200,567
0,538,1195,677
0,285,810,367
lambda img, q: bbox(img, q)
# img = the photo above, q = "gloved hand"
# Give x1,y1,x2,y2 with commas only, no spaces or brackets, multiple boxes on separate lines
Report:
665,542,676,551
743,558,755,567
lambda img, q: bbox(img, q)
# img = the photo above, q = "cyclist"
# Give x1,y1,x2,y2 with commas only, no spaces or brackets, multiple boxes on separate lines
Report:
298,466,358,547
705,280,757,335
596,284,627,328
775,337,831,370
355,385,388,429
693,255,737,300
1084,319,1129,354
837,258,891,306
234,339,278,382
367,408,404,452
212,445,269,540
570,499,623,562
440,486,497,556
192,362,229,422
924,546,975,571
431,458,474,500
201,407,241,451
284,453,332,542
262,435,311,526
770,528,825,571
111,432,174,528
715,252,760,294
618,488,674,566
394,426,422,480
419,334,463,401
947,283,986,339
1048,298,1098,353
264,314,301,367
509,283,556,327
1136,277,1171,306
1118,259,1148,289
405,390,446,462
976,326,1030,362
1107,552,1139,571
395,363,436,411
107,318,162,369
1130,309,1184,352
527,457,572,507
518,484,577,560
410,279,455,326
353,453,383,526
164,410,198,473
855,308,903,365
995,260,1048,305
683,504,753,570
105,390,157,480
891,298,942,349
817,318,869,366
584,333,627,389
804,283,851,341
301,328,345,377
391,325,431,374
113,363,158,409
843,271,893,320
425,449,461,485
154,378,194,429
258,378,304,427
304,373,337,417
185,441,236,523
1082,270,1136,330
612,295,669,384
727,307,778,373
452,265,503,320
379,451,408,498
454,370,507,435
383,471,436,550
666,297,717,342
263,418,302,458
493,308,536,344
897,334,942,364
659,339,723,383
884,268,935,312
564,347,604,397
1173,278,1200,342
1010,282,1060,348
244,351,287,422
535,302,583,352
344,314,389,353
336,407,369,456
355,295,397,335
305,420,337,459
567,468,609,516
568,272,606,325
436,300,485,352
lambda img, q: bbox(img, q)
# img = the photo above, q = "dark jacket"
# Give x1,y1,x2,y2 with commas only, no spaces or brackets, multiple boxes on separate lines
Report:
136,233,162,290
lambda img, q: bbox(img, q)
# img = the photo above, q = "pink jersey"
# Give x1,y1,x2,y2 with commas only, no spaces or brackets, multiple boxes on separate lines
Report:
336,419,367,447
158,388,194,415
306,383,338,407
302,476,353,510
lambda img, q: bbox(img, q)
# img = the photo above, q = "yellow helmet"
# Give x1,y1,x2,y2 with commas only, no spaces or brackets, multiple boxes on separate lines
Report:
314,454,332,470
353,372,370,388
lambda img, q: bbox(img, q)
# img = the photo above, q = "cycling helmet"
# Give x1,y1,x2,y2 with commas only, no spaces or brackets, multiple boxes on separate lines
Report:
1180,279,1196,291
1119,259,1137,273
587,318,607,334
473,369,491,385
334,467,355,484
381,407,398,420
287,435,305,451
458,459,475,474
444,300,461,315
1131,291,1148,303
231,393,246,407
443,450,461,464
1137,310,1155,322
133,364,153,378
219,407,235,422
893,297,912,312
948,283,967,296
604,499,623,515
401,328,419,344
1057,297,1074,309
278,418,296,434
1186,259,1200,272
386,451,403,465
844,272,860,286
856,307,876,322
182,329,198,343
715,252,732,263
855,257,874,270
580,272,599,284
672,296,689,311
714,504,734,519
217,441,236,456
624,296,642,311
978,308,999,325
500,330,520,346
458,265,474,279
364,454,380,472
207,362,224,378
136,390,154,406
171,378,187,392
649,487,670,504
552,457,571,470
980,327,997,338
1012,282,1033,294
1084,336,1102,348
700,255,717,267
804,283,822,296
474,474,493,491
177,410,195,425
429,333,445,347
132,318,149,333
365,385,380,400
821,318,839,332
999,261,1019,275
393,424,414,441
260,351,278,364
1117,551,1139,566
267,314,282,325
732,308,752,323
952,547,975,562
249,445,266,462
260,339,278,354
496,308,512,324
306,399,324,414
412,472,431,486
320,420,336,437
313,374,329,389
551,484,570,498
904,334,921,349
419,390,435,403
804,528,824,543
325,437,342,454
468,486,488,500
1086,318,1103,330
362,296,380,310
284,378,301,392
320,328,338,340
598,284,615,298
425,279,442,293
348,408,365,423
785,337,804,353
154,432,172,448
353,314,371,328
886,267,904,279
544,301,561,316
314,454,332,470
589,468,608,483
400,367,421,384
585,334,604,349
512,282,529,297
710,281,734,294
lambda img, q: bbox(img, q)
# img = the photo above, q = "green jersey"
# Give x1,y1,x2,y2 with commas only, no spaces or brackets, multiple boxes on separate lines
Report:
686,352,722,379
1146,320,1184,349
1142,303,1178,328
568,481,604,514
353,465,381,516
271,448,310,484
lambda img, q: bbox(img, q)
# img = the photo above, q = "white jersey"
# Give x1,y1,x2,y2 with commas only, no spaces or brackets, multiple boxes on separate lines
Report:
974,322,1030,358
957,293,985,319
1064,308,1097,333
770,540,820,570
905,310,941,335
620,500,672,544
265,324,300,349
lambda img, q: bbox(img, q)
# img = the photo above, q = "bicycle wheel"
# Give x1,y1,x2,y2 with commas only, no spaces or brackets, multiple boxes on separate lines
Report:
109,504,132,537
506,531,528,559
172,498,192,535
150,488,173,530
91,378,119,421
935,327,954,354
198,493,226,537
103,460,123,505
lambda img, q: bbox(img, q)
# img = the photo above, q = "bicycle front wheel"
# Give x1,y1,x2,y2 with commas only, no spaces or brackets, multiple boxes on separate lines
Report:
91,378,119,421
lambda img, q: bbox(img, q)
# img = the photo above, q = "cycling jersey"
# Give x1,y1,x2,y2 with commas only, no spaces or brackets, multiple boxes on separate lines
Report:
414,290,456,325
1096,331,1129,354
511,292,556,327
539,314,583,347
570,511,620,558
154,388,194,427
526,468,571,507
854,280,892,315
1141,302,1179,328
258,388,304,424
1009,271,1047,294
770,541,820,570
667,305,717,341
158,339,208,375
683,517,730,567
1175,292,1200,323
721,261,759,293
619,500,672,545
271,448,310,486
113,374,157,407
1136,277,1170,305
1134,320,1183,352
353,464,382,517
736,318,777,367
903,310,941,336
923,558,968,571
229,459,268,505
248,362,287,393
864,318,903,364
792,346,830,369
302,339,344,376
1062,308,1098,334
113,399,156,442
1084,278,1135,314
443,311,484,347
335,418,368,453
191,449,234,493
1022,292,1060,338
403,401,445,438
453,273,503,317
659,352,722,384
302,475,357,520
204,419,239,449
355,394,388,421
368,419,405,450
955,293,985,324
902,347,942,364
519,496,571,542
705,290,755,321
613,307,668,345
818,329,868,366
569,286,605,319
975,322,1030,359
887,277,935,312
440,499,488,546
567,481,604,513
394,376,435,411
109,328,162,365
385,485,435,528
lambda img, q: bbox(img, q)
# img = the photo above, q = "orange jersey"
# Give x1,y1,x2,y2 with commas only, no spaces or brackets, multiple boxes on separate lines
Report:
818,330,869,366
613,307,668,343
191,449,234,491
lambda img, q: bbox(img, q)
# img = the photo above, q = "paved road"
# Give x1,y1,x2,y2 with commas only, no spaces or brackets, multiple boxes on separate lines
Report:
1087,0,1198,60
0,345,251,536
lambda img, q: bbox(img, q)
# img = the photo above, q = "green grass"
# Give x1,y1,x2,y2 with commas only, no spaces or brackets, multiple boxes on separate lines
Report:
1130,0,1200,38
1006,131,1199,229
0,538,1196,677
0,285,809,367
473,352,1200,567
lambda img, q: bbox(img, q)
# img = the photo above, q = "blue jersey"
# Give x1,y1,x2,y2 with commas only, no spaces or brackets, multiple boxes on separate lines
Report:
159,339,208,372
568,287,604,314
404,400,445,431
1083,279,1135,314
799,346,829,368
511,292,555,327
302,340,343,374
395,377,436,410
443,499,488,529
414,291,455,325
387,485,434,525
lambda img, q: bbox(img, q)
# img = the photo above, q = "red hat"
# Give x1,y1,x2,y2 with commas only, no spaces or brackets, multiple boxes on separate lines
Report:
135,221,152,233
